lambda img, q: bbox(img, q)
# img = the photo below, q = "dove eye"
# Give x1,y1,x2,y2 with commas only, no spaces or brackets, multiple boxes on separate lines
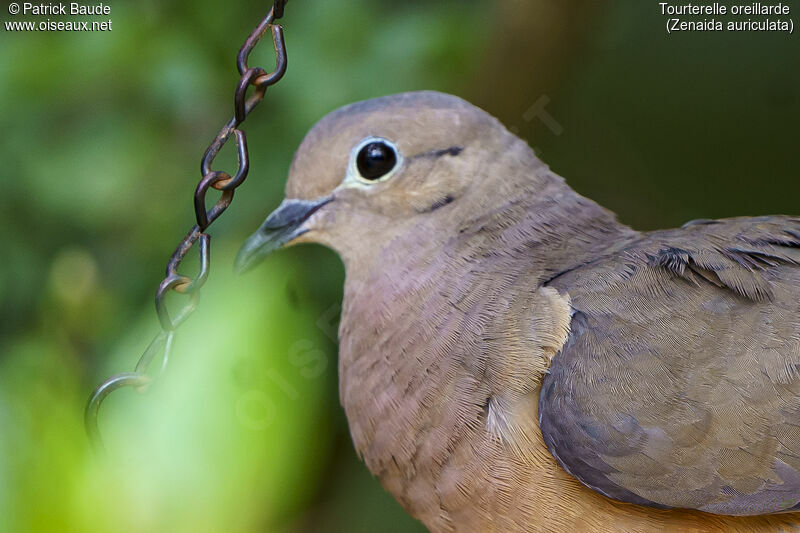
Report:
355,139,399,181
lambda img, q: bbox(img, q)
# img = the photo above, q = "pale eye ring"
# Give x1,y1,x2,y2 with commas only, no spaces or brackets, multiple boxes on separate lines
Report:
353,137,400,182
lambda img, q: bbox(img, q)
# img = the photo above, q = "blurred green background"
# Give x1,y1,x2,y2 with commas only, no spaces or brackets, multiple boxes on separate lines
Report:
0,1,797,531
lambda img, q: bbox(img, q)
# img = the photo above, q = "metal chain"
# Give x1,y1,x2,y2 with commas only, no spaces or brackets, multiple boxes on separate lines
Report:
85,0,289,453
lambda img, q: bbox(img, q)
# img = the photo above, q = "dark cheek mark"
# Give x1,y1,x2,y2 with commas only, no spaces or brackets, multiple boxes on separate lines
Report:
430,146,463,157
430,195,455,210
416,194,455,214
411,146,464,160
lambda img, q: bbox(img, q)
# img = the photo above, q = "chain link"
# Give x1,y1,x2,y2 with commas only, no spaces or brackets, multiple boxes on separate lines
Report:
85,1,289,452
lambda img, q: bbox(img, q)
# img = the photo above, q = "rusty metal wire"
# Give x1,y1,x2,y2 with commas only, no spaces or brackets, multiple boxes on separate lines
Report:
85,1,289,453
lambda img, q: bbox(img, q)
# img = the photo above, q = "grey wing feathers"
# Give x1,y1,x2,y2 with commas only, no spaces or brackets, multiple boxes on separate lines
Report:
539,216,800,515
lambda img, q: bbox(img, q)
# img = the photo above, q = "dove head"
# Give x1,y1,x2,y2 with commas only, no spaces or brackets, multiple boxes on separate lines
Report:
236,91,563,272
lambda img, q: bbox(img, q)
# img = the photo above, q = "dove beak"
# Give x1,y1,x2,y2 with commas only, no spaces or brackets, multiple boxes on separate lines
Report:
235,196,332,273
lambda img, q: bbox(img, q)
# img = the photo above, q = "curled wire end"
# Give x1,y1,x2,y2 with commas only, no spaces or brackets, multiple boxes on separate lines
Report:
85,372,152,454
85,331,173,454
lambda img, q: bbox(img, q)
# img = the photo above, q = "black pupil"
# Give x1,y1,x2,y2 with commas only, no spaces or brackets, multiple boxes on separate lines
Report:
356,141,397,180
